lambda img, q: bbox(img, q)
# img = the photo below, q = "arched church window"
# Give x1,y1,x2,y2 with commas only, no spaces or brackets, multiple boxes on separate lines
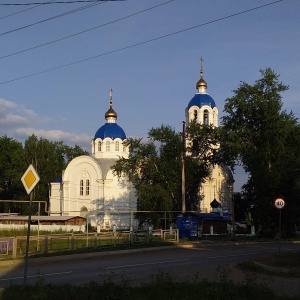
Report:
115,141,119,151
98,142,102,151
194,110,198,121
86,179,90,196
80,180,84,196
106,141,110,151
203,109,209,125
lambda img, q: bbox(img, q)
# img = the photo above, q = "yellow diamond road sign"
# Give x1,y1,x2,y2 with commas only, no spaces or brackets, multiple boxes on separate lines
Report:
21,164,40,194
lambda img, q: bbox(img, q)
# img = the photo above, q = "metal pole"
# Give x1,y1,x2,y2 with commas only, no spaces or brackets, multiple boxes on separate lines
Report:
24,191,33,285
37,201,40,251
232,193,235,238
279,209,282,256
86,214,89,247
181,121,186,213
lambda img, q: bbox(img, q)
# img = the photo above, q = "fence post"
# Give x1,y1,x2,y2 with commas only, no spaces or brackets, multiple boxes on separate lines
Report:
71,232,75,251
113,225,117,246
94,232,97,248
44,236,48,254
12,237,17,259
130,226,134,244
147,225,153,244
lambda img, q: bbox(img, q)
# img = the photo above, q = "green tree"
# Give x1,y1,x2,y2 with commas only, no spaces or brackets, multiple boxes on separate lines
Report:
0,134,88,215
0,135,25,212
65,144,89,163
113,124,221,227
221,68,300,236
24,135,63,203
22,135,88,214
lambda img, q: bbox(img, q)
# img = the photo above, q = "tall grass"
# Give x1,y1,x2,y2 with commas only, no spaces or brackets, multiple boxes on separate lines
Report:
0,268,293,300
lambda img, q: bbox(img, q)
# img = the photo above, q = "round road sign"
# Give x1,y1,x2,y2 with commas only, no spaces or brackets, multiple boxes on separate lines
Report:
274,198,285,209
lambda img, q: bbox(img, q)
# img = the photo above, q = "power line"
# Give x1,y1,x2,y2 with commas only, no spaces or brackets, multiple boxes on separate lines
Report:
0,1,55,21
0,0,175,60
0,1,106,37
0,0,284,85
0,0,121,5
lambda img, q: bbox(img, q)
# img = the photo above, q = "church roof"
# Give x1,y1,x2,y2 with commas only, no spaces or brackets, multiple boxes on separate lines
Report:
94,123,126,140
187,93,216,109
94,88,126,141
187,58,216,110
93,158,118,178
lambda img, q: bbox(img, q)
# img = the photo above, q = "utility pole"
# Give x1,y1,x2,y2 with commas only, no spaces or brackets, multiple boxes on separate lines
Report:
181,121,186,213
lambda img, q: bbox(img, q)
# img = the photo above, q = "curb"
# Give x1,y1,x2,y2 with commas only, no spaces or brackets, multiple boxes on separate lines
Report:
253,261,291,273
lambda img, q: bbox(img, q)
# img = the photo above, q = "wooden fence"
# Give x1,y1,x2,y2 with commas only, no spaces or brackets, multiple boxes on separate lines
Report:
0,229,178,260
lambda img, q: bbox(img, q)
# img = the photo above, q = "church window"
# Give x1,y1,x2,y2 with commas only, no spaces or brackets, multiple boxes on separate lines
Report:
115,141,119,151
123,145,126,152
86,179,90,196
106,141,110,151
80,180,84,196
194,110,198,121
203,109,209,125
98,142,102,151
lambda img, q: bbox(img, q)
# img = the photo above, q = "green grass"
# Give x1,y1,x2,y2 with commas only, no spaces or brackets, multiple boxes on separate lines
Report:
0,269,295,300
238,252,300,278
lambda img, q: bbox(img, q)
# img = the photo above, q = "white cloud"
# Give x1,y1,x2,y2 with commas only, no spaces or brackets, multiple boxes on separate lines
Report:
0,112,28,128
14,128,91,148
23,108,37,118
0,98,18,110
0,97,91,150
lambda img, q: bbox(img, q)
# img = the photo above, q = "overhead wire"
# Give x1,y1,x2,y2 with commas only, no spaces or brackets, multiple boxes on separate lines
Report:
0,0,176,60
0,0,284,85
0,0,108,36
0,1,55,21
0,0,123,5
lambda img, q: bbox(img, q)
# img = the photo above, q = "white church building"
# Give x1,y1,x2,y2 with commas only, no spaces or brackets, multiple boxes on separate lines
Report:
49,89,137,230
185,60,234,215
49,60,234,229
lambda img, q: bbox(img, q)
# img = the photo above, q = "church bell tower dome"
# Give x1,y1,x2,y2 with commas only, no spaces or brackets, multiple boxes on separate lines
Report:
185,57,218,127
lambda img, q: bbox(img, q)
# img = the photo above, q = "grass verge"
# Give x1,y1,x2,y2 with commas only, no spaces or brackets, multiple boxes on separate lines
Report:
238,252,300,278
0,268,296,300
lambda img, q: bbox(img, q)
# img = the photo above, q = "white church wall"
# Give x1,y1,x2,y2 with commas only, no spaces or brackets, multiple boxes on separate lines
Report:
93,137,128,159
49,182,62,215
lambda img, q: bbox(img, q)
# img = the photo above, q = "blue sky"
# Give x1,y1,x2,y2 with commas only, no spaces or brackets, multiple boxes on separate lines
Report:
0,0,299,190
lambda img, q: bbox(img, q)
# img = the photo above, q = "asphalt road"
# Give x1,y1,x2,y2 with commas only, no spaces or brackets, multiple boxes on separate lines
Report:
0,241,299,292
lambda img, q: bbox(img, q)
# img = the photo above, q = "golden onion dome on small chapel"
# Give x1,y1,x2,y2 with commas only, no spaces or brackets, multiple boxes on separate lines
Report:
105,88,117,120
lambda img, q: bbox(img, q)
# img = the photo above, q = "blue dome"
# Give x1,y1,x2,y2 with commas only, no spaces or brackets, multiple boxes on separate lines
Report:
187,93,216,110
94,123,126,140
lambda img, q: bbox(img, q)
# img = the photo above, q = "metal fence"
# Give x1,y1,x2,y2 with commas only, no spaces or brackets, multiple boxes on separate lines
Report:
0,229,178,260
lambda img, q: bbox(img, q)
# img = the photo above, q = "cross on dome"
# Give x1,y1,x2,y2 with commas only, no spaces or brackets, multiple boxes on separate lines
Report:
105,88,117,122
200,57,204,78
109,88,113,108
196,56,207,92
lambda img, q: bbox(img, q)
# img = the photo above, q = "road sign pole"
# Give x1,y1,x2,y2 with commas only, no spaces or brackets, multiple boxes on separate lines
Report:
21,164,40,285
278,209,282,256
274,197,285,257
24,191,33,285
